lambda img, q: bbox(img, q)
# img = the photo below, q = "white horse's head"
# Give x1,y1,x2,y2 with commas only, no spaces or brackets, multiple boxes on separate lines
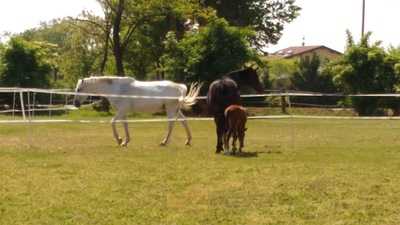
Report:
73,78,89,108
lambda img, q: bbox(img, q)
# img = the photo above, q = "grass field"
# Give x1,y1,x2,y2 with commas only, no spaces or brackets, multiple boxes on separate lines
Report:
1,118,400,225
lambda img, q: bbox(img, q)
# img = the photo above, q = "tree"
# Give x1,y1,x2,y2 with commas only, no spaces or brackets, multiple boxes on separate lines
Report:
201,0,301,49
291,54,336,92
266,58,296,90
290,54,338,105
161,17,259,86
0,38,52,88
123,0,206,80
21,19,102,87
332,32,400,115
78,0,201,76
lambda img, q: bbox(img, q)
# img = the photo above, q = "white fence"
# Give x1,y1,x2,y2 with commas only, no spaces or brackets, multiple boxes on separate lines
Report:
0,87,400,123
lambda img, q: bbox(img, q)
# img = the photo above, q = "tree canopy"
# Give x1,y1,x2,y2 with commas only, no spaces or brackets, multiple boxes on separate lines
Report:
0,38,52,88
161,17,258,86
1,0,302,88
202,0,301,49
324,32,400,115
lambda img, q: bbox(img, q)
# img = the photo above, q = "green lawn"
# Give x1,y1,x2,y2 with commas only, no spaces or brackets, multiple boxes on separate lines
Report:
1,119,400,225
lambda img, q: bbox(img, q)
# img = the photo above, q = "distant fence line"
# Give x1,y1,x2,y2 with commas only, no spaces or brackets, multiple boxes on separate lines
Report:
1,87,400,99
0,87,400,123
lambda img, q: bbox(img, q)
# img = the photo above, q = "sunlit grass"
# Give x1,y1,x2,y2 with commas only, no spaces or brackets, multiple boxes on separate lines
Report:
1,119,400,224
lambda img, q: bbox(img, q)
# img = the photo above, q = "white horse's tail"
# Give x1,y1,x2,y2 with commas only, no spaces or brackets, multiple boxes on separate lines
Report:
180,82,203,110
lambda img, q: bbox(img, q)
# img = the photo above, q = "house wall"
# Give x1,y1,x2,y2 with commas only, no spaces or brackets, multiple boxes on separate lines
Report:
291,48,342,61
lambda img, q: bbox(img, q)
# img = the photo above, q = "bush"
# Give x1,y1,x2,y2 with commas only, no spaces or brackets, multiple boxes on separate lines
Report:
331,32,400,115
0,38,52,88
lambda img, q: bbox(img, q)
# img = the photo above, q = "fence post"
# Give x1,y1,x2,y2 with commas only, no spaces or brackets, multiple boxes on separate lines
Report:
19,91,26,121
280,89,288,114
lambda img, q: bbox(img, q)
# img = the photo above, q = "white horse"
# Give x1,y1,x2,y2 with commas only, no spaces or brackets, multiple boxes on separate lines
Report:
73,76,202,147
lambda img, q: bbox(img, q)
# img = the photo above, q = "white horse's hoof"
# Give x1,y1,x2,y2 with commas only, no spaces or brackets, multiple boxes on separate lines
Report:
121,142,128,147
185,141,191,146
116,137,123,146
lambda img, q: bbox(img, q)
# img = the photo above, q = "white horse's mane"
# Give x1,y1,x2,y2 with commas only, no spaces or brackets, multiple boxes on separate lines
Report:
86,75,135,82
78,76,135,88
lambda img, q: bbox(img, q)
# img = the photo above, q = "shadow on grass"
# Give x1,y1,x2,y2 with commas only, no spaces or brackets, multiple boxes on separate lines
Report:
222,149,281,158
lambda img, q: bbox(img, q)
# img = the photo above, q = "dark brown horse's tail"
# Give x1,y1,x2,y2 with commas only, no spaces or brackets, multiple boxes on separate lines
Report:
180,82,203,110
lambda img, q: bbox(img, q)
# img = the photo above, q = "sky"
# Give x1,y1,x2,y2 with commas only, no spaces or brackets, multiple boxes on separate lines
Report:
1,0,399,53
266,0,400,53
0,0,100,37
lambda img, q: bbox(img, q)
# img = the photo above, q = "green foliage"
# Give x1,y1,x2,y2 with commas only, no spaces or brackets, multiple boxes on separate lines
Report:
0,38,52,88
124,0,202,79
1,0,302,88
266,58,297,90
21,19,105,87
291,54,337,93
289,54,338,105
202,0,301,48
0,43,4,76
161,17,259,85
330,32,400,115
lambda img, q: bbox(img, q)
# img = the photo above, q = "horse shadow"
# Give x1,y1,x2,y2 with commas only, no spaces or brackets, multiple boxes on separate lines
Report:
228,151,260,158
222,147,283,158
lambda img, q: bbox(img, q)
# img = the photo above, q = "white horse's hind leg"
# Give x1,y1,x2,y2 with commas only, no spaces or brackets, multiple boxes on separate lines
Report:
178,111,192,146
161,119,175,146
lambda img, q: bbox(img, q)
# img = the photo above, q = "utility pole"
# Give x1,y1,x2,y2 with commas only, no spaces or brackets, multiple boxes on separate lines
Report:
361,0,366,37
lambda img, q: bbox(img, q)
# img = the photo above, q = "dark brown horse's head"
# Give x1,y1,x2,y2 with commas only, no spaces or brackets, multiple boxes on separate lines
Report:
225,67,264,93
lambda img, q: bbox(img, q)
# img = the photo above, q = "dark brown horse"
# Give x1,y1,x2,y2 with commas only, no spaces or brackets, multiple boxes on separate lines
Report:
207,67,263,153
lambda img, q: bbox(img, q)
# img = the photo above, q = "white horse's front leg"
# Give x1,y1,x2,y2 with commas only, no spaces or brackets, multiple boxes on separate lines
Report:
111,117,123,146
121,118,130,147
178,111,192,146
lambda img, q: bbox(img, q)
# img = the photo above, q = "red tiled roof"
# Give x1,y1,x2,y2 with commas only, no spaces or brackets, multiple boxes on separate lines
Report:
272,45,342,58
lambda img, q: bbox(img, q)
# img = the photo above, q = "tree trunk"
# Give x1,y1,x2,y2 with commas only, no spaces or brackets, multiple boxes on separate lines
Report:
100,19,111,75
113,0,125,76
100,30,110,75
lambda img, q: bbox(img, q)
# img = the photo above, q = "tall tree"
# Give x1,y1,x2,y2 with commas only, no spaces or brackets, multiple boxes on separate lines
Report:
202,0,300,49
82,0,206,77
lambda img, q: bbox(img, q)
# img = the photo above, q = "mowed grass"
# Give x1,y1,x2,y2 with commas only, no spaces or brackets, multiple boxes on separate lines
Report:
1,119,400,225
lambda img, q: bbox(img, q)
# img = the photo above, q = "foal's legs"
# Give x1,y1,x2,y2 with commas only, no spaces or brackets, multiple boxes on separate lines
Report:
238,130,245,153
224,129,232,152
231,131,238,154
178,111,192,146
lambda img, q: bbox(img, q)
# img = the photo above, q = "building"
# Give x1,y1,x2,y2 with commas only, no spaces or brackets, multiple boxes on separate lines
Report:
270,45,343,61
